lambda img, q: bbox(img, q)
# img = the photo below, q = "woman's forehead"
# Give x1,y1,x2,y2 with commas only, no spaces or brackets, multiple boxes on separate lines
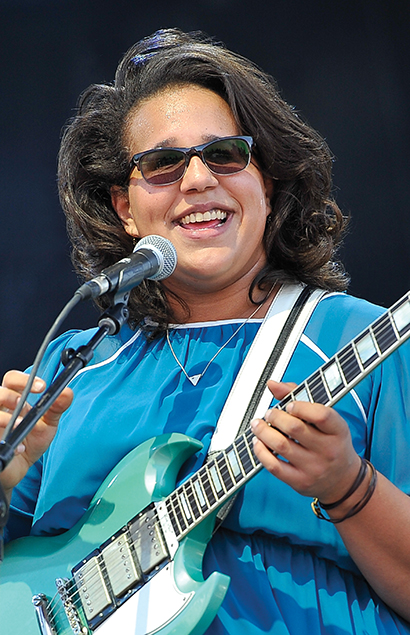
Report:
125,85,239,153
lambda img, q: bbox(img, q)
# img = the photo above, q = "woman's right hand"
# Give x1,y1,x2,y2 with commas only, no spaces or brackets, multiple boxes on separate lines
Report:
0,370,73,500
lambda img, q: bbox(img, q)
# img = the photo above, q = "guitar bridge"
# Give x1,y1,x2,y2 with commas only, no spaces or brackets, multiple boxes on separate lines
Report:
56,577,88,634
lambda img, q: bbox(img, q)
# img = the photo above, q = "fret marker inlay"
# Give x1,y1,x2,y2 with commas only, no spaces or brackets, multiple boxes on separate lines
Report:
356,333,377,365
323,362,343,393
392,301,410,333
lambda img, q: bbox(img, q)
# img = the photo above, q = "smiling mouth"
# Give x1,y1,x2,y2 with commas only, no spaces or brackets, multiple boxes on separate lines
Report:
179,210,228,227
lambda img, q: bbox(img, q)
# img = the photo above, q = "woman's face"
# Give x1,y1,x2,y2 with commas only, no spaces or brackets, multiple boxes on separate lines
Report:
112,84,272,295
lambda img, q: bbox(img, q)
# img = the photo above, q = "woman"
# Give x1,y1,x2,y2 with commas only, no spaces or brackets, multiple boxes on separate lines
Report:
2,28,410,634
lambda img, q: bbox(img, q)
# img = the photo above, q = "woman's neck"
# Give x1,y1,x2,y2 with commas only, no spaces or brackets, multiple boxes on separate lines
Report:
165,281,279,324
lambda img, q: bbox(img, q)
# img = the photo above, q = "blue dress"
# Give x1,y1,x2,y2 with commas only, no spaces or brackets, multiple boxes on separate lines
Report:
6,291,410,633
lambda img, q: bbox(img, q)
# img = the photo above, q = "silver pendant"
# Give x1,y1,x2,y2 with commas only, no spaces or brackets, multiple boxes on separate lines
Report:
188,374,201,386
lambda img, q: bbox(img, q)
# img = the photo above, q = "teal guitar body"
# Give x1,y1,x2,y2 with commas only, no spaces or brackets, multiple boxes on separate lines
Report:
0,433,230,635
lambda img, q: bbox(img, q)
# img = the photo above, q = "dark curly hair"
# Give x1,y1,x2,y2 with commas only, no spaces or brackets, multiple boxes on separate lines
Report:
58,28,349,337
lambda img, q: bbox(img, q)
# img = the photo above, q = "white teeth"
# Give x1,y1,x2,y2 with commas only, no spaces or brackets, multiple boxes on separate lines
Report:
180,210,227,225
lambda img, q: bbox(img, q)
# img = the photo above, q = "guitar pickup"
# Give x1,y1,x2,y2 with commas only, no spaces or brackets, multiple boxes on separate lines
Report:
129,504,169,575
101,527,142,598
72,549,114,628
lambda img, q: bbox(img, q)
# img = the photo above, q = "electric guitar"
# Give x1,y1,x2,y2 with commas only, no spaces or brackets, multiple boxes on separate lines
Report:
2,291,410,635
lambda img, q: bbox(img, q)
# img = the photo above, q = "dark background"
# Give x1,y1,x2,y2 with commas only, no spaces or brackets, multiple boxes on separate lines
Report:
1,0,409,378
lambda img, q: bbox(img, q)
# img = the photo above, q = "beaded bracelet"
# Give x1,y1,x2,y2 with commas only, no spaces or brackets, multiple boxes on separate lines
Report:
311,460,377,524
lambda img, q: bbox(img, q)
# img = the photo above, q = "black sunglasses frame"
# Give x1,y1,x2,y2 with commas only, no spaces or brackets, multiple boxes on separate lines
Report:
127,135,254,186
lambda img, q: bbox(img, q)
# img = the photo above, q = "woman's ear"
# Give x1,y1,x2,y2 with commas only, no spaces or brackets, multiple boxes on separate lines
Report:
111,186,139,237
264,177,274,216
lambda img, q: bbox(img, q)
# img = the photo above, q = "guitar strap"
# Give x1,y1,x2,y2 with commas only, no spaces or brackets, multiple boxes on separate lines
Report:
209,283,327,453
208,283,328,527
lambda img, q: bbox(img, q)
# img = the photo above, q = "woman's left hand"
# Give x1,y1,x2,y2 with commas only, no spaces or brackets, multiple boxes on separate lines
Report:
251,379,361,504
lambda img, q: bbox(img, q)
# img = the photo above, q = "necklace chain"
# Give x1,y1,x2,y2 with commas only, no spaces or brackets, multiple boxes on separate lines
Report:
166,301,268,386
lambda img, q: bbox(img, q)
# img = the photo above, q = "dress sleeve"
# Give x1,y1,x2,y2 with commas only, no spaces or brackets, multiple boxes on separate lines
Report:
4,329,82,542
5,460,43,542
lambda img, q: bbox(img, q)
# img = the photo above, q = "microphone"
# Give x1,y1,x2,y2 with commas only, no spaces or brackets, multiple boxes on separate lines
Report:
75,235,177,300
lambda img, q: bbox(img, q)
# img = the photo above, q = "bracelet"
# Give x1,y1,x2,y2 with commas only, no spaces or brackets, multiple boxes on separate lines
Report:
320,456,368,510
311,460,377,524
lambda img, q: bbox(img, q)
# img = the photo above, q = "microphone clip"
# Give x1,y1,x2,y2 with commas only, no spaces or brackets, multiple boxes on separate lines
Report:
98,294,130,335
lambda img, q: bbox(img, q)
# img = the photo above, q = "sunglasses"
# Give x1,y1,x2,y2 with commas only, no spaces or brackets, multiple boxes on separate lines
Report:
128,135,254,186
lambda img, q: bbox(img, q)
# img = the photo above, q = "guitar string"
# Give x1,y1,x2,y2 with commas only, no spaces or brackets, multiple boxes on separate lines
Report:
43,593,60,630
45,314,397,619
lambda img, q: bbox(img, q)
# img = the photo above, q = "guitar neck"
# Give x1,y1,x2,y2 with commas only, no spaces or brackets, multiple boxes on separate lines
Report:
164,291,410,541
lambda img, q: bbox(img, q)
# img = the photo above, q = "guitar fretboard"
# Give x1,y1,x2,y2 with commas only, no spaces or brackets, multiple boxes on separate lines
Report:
165,291,410,540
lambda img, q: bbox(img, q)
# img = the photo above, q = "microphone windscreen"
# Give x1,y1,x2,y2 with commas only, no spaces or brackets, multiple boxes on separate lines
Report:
134,235,177,280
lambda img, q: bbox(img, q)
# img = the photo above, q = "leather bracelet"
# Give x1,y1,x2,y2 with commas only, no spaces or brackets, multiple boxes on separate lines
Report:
320,456,368,510
311,460,378,524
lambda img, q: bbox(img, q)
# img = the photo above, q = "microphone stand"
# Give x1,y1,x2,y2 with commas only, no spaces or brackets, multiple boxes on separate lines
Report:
0,293,131,561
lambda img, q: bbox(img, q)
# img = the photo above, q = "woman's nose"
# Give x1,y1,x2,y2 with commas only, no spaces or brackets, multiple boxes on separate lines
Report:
179,155,219,192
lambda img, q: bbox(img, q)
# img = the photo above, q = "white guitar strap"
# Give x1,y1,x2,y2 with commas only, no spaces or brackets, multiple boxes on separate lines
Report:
209,283,327,454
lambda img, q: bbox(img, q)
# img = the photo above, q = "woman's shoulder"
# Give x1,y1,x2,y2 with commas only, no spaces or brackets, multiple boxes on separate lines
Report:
37,324,144,383
305,291,386,352
316,291,386,322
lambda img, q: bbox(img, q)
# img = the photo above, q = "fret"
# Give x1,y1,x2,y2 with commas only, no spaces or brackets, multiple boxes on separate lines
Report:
354,331,378,369
319,368,332,401
338,344,361,384
216,453,235,490
226,444,244,483
235,435,254,474
369,327,382,357
372,313,398,353
200,468,217,506
244,428,259,466
185,481,201,520
165,498,180,536
306,371,328,404
169,493,187,533
277,393,293,410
